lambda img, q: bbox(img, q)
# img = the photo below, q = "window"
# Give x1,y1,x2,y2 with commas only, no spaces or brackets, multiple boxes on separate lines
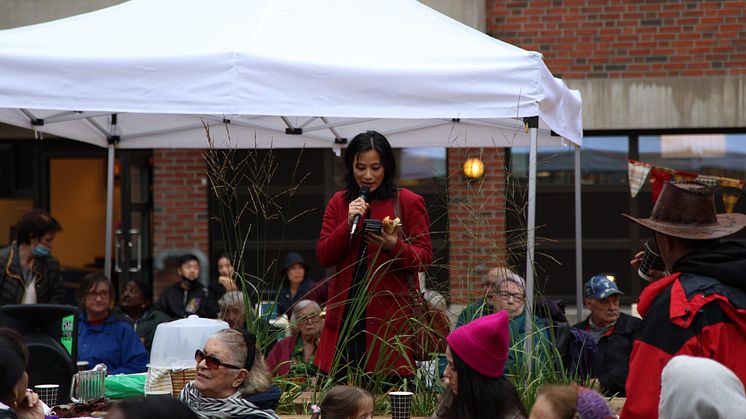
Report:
510,136,628,185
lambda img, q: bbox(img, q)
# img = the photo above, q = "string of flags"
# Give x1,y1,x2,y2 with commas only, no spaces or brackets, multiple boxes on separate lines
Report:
628,160,745,213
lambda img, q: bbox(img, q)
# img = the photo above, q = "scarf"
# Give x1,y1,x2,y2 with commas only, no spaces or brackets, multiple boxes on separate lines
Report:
179,381,279,419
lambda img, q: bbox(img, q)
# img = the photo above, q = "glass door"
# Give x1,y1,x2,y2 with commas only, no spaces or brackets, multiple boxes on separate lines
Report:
116,151,153,292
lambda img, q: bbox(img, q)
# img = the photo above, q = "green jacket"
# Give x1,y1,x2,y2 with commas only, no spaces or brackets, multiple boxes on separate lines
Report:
456,299,553,375
0,242,65,306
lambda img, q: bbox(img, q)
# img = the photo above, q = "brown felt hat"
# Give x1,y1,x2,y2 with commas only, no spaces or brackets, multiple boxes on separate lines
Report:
623,181,746,240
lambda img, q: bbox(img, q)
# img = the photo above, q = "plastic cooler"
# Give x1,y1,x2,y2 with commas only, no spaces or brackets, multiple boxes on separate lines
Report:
146,316,229,396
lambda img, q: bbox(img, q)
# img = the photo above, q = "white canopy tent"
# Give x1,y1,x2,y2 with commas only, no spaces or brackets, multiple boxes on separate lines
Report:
0,0,584,322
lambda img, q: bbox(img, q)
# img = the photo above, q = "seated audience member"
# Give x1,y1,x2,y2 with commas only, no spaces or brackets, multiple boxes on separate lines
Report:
310,385,374,419
573,275,639,396
205,254,241,318
179,329,280,419
77,273,148,374
216,254,239,293
218,291,246,330
659,355,746,419
417,290,450,387
434,311,527,419
0,328,46,419
266,300,321,378
0,209,64,306
106,396,199,419
156,254,210,319
116,278,171,353
277,253,316,316
456,267,502,326
457,267,552,375
530,385,614,419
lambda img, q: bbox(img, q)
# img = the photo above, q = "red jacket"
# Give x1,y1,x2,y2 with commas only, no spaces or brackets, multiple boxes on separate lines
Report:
266,334,297,376
314,188,432,375
622,271,746,418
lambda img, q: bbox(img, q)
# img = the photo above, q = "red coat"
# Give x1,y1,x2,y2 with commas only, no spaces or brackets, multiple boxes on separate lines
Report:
622,272,746,419
314,188,432,376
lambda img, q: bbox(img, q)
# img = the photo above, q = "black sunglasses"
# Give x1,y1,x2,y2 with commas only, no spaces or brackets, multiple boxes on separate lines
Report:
195,349,241,370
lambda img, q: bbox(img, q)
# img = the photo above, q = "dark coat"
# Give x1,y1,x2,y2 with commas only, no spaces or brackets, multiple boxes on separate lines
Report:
277,279,316,316
115,305,172,352
0,242,65,306
155,282,209,319
574,312,640,396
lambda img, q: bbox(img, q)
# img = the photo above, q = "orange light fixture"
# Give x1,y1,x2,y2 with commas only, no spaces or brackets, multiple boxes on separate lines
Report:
463,157,485,179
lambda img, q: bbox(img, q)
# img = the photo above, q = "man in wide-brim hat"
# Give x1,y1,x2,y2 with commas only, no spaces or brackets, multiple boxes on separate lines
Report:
621,181,746,419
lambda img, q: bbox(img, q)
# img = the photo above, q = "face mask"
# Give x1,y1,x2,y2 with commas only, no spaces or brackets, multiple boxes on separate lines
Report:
181,276,197,290
32,244,51,258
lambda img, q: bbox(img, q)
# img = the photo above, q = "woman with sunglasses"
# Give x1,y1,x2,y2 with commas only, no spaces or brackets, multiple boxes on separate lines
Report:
180,329,280,419
266,299,322,378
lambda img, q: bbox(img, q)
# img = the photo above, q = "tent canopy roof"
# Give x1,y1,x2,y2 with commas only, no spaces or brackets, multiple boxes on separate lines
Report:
0,0,582,149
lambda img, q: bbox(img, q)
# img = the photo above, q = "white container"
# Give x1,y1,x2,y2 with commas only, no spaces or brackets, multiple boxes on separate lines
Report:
149,315,229,369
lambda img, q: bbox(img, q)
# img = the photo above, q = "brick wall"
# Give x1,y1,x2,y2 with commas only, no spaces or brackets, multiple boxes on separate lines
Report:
447,148,507,304
152,150,209,257
487,0,746,79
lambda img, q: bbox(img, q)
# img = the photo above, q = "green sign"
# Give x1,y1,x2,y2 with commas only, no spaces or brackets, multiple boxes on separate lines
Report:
61,314,74,356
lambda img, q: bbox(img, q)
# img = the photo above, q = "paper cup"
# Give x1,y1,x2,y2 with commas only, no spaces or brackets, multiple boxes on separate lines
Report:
389,391,413,419
34,384,59,407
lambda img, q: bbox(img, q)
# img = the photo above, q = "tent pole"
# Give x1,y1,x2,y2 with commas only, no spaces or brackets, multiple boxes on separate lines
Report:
524,117,538,370
575,144,584,323
104,142,115,279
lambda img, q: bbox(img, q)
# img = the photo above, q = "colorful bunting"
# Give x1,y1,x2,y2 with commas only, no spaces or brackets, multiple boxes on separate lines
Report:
628,160,652,198
629,159,745,211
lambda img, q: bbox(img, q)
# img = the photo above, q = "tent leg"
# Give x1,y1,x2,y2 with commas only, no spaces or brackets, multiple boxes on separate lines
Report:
575,144,584,323
524,119,538,369
104,143,115,280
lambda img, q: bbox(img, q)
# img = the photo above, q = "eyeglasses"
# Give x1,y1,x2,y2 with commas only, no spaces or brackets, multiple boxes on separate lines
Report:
498,291,525,302
86,290,110,300
297,314,320,324
194,349,241,370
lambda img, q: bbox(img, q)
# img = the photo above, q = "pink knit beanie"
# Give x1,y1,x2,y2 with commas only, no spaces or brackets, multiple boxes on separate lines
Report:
446,310,509,378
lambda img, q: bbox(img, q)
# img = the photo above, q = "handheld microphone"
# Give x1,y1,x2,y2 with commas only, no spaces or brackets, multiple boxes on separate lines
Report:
349,187,371,238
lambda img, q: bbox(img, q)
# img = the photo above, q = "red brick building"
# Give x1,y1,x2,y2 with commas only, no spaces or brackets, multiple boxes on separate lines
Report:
1,1,745,305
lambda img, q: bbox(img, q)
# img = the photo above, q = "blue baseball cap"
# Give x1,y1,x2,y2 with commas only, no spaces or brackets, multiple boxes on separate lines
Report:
584,275,624,300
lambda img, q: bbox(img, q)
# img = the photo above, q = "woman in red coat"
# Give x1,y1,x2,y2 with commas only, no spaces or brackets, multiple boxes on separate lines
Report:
315,130,433,379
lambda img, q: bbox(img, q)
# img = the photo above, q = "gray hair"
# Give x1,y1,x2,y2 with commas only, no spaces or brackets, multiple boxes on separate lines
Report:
218,291,245,311
211,329,272,395
490,266,526,291
289,299,322,335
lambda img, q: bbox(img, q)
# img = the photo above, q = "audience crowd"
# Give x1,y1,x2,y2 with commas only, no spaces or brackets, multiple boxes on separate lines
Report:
4,179,746,419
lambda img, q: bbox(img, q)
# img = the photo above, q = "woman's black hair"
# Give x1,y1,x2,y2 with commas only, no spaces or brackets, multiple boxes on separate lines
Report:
343,130,398,202
238,329,257,370
14,209,62,245
435,349,526,419
217,253,233,267
76,272,114,311
108,396,199,419
0,328,29,400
